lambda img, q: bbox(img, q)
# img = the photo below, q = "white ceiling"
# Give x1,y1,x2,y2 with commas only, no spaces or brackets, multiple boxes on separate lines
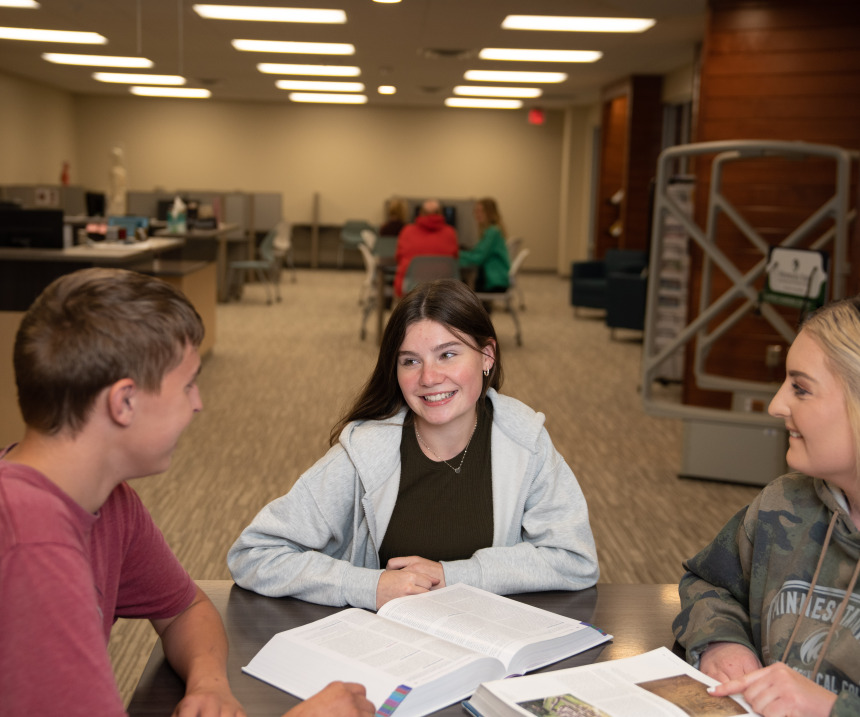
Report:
0,0,706,108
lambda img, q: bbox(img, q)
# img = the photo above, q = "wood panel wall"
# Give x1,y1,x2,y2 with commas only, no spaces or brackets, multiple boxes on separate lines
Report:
594,76,663,258
683,0,860,409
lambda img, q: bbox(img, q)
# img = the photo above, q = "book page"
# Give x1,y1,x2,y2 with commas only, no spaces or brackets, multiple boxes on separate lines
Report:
379,584,598,670
471,647,759,717
243,607,503,713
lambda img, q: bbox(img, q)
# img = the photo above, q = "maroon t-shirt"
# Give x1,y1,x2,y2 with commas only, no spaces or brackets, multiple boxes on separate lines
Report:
0,456,197,716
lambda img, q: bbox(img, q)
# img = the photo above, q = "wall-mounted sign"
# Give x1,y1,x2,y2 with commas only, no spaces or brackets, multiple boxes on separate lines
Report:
761,247,828,310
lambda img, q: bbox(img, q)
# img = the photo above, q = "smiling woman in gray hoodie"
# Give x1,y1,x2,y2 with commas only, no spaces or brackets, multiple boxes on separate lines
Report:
228,279,598,611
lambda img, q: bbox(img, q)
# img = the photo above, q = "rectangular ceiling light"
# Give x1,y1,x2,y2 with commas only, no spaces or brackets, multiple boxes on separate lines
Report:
479,48,601,63
503,15,655,33
464,70,567,83
232,39,354,55
288,92,367,104
0,27,106,43
43,53,153,68
276,79,364,92
454,85,542,99
130,86,211,98
445,97,522,110
193,5,346,23
94,72,185,85
0,1,40,7
258,63,360,77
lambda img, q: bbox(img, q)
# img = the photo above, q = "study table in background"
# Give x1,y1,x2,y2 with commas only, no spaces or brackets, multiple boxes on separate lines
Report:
127,581,681,717
155,223,243,302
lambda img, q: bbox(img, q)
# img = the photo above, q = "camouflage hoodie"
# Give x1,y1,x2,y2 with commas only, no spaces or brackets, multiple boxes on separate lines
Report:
673,473,860,716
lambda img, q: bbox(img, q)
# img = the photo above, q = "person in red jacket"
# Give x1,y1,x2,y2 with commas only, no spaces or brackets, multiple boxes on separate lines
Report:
393,199,459,297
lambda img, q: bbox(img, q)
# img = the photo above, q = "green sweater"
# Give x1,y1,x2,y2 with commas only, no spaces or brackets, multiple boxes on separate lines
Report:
459,225,510,291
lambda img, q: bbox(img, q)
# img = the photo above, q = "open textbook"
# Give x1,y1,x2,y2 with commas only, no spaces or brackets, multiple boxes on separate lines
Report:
242,584,611,717
464,647,761,717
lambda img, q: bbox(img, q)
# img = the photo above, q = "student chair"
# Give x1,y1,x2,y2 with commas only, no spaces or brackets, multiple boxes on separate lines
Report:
474,248,530,346
227,220,292,304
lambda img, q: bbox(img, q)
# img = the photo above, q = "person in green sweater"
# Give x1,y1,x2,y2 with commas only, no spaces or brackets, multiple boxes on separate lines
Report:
460,197,511,293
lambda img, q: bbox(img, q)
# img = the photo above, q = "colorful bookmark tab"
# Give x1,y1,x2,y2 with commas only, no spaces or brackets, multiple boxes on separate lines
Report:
376,685,412,717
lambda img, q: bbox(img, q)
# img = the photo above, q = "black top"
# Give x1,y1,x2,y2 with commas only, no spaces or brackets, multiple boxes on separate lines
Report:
378,400,494,565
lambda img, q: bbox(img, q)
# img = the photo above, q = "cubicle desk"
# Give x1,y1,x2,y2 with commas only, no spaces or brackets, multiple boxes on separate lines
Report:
128,582,681,717
128,259,217,357
292,223,363,269
155,223,244,302
0,238,214,446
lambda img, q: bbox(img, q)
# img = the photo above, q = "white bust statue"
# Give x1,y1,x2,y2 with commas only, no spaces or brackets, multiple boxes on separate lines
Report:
107,146,127,217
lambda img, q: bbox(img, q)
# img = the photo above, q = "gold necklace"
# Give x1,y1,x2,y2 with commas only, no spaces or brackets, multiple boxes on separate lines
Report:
414,416,478,475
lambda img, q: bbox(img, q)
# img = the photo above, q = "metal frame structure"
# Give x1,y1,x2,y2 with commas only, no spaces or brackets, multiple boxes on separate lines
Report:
642,140,858,428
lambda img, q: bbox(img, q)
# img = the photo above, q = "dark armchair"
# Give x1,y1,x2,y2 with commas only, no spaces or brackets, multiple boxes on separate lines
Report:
571,249,648,316
606,267,648,338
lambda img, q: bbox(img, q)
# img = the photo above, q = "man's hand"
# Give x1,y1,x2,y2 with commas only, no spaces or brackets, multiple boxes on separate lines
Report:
375,556,444,609
172,683,246,716
285,682,375,717
699,642,762,683
708,662,837,717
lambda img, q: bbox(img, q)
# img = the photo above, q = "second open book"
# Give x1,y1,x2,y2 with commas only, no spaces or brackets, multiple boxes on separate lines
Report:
243,583,611,717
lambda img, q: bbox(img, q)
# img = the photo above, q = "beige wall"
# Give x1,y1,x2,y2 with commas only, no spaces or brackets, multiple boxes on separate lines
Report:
71,95,593,271
3,68,707,273
0,72,77,185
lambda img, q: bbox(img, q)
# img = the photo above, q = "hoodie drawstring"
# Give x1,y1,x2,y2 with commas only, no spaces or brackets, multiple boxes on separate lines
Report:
780,510,860,681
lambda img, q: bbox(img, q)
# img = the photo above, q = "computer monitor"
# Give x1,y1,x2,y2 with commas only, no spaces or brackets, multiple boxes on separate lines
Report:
85,191,106,217
0,209,64,248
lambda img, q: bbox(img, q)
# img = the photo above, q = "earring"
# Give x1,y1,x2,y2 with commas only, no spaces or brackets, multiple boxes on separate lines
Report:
483,368,489,377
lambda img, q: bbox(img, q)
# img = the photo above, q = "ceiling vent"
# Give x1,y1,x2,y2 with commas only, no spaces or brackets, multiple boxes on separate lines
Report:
420,48,474,61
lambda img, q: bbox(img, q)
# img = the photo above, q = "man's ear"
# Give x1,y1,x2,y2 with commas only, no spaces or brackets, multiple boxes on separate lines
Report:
107,379,137,427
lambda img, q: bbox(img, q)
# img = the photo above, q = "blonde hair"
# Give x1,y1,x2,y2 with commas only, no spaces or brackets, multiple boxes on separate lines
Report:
476,197,506,237
800,296,860,483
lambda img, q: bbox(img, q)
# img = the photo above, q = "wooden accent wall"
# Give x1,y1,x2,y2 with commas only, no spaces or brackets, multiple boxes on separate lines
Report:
684,0,860,409
594,76,663,258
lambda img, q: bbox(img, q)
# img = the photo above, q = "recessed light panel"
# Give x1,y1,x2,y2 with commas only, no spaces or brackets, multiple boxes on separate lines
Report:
232,39,354,55
193,5,346,23
288,92,367,104
445,98,522,109
258,63,361,77
130,87,211,98
454,85,542,99
275,79,364,92
94,72,185,85
0,27,106,43
43,53,153,68
479,48,601,63
502,15,655,33
464,70,567,83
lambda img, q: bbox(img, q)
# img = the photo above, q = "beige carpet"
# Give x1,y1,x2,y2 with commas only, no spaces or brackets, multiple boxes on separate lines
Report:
109,268,760,705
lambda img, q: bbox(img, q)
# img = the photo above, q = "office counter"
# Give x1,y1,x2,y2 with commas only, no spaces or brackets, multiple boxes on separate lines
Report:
155,223,245,302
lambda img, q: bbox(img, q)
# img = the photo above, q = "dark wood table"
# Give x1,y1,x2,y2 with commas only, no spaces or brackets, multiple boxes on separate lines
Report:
128,582,681,717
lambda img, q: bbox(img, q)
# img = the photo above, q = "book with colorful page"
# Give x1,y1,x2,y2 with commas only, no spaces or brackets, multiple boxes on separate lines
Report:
463,647,761,717
242,583,611,717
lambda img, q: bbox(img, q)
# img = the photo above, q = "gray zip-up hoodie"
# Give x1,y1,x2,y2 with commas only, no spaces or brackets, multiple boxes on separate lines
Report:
227,390,599,610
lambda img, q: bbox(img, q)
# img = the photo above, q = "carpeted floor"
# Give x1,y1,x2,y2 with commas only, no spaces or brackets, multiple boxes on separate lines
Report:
108,268,760,705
